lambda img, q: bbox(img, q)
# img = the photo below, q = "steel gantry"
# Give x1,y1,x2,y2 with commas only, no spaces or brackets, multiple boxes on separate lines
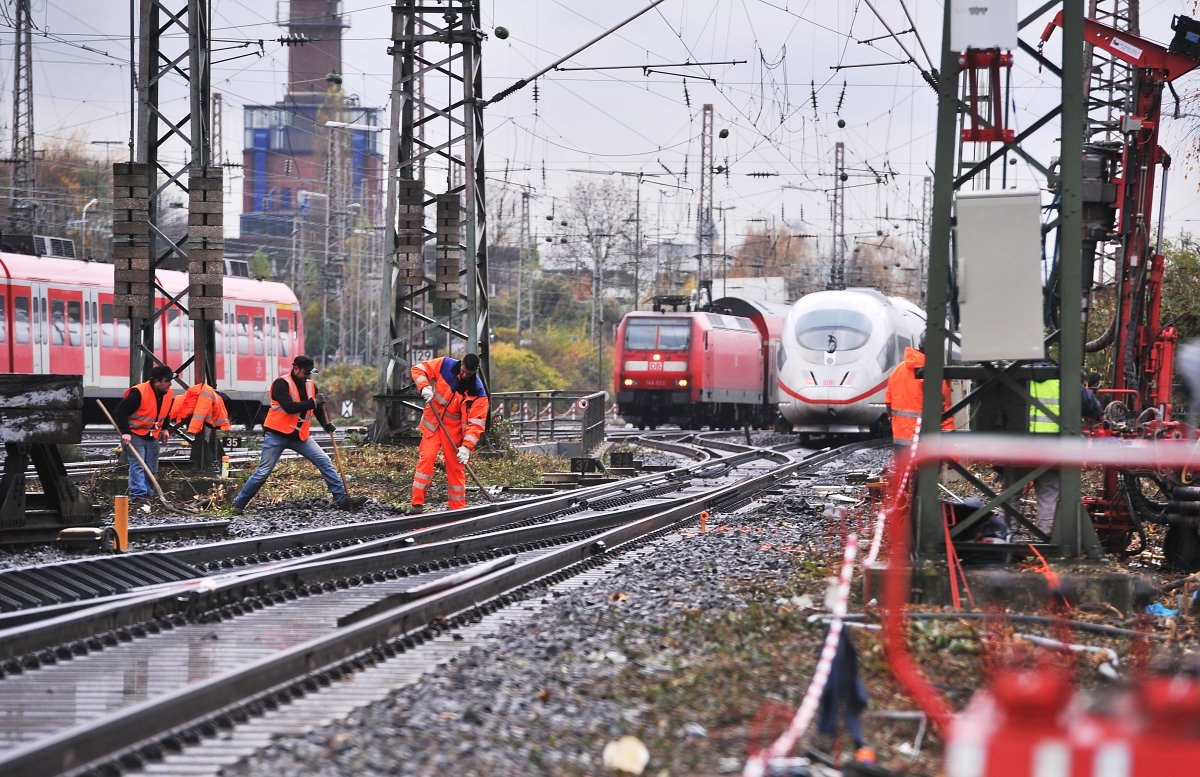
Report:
375,0,490,442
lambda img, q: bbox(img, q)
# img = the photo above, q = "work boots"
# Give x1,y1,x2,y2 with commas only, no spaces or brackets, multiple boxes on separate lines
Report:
336,496,369,512
405,504,425,515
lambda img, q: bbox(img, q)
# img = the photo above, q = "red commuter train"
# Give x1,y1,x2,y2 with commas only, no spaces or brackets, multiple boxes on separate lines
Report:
0,252,305,426
612,296,787,430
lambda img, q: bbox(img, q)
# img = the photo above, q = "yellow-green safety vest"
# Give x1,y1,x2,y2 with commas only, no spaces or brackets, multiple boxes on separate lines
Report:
1029,379,1060,433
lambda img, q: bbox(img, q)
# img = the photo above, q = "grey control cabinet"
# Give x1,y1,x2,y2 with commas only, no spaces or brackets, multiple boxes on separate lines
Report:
955,190,1046,361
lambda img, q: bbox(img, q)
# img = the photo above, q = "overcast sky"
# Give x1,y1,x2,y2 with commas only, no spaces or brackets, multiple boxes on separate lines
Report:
4,0,1198,262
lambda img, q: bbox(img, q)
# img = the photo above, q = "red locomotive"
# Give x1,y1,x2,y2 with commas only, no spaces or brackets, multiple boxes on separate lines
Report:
0,252,305,426
612,295,787,430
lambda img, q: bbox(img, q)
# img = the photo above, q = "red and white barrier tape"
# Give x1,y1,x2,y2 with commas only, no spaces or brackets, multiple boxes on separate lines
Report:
865,420,920,567
743,533,859,777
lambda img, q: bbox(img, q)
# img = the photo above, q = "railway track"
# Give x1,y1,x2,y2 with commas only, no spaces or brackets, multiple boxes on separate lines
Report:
46,428,363,485
0,435,869,776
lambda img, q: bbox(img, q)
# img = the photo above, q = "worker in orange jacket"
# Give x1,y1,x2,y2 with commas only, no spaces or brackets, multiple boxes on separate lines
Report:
231,355,366,515
884,338,953,451
113,364,176,504
172,383,232,434
406,352,489,513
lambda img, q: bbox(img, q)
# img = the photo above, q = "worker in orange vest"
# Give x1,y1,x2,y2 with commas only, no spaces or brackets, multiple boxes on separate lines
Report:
406,352,489,513
884,338,953,453
230,355,366,515
114,364,176,504
172,383,232,434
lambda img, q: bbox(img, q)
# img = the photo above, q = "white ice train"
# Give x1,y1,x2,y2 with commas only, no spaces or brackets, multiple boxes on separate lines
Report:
776,288,927,437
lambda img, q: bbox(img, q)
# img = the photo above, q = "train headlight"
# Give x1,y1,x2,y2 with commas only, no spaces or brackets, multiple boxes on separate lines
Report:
652,353,662,361
623,378,634,387
677,379,688,387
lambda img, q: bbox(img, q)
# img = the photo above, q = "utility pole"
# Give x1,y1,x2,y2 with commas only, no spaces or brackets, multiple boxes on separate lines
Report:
10,0,35,232
517,190,529,337
211,92,223,164
919,175,932,304
698,104,714,288
829,141,846,289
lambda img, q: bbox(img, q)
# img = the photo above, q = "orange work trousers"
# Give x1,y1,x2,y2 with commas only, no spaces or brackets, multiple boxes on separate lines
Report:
411,431,468,509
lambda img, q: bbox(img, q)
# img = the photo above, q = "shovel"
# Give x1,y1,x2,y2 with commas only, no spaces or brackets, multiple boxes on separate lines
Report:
326,419,352,498
96,399,194,515
426,398,499,502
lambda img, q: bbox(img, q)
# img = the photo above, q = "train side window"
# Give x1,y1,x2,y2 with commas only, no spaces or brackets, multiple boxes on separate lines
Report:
0,296,6,343
237,314,250,355
214,320,223,352
14,296,29,344
253,315,264,355
67,300,82,346
167,309,181,350
279,317,291,357
51,300,66,345
117,319,130,348
101,303,114,347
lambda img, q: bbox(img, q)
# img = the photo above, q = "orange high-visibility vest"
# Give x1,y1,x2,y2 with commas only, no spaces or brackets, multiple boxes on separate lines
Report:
125,381,175,440
411,356,490,450
172,384,232,434
263,373,316,440
884,347,953,445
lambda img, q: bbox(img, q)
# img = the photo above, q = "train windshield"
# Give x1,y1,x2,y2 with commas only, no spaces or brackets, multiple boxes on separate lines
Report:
624,319,690,351
793,309,872,352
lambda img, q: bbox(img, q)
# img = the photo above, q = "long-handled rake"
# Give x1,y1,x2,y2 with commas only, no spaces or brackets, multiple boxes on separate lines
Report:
96,399,195,515
427,399,499,502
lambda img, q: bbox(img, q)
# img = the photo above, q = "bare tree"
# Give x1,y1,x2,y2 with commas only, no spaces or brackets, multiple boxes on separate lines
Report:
554,177,635,388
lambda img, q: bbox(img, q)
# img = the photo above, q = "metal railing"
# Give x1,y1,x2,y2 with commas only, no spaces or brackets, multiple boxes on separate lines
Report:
490,390,607,454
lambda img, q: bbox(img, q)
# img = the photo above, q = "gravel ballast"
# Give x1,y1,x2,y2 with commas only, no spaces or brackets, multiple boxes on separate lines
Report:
218,446,893,776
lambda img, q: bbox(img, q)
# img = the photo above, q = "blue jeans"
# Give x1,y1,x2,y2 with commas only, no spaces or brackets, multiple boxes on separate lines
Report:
128,433,160,499
233,429,347,509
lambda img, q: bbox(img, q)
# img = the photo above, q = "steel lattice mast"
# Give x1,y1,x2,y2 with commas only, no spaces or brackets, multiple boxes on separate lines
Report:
375,1,490,441
9,0,35,232
125,0,221,468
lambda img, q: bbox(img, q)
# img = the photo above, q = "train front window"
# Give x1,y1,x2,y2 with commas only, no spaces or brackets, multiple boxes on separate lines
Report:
793,309,872,352
624,320,690,351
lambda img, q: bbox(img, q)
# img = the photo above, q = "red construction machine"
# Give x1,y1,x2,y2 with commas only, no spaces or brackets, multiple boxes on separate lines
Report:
1037,13,1200,567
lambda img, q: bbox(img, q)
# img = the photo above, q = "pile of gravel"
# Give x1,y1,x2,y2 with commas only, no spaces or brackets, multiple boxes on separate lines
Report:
221,447,891,776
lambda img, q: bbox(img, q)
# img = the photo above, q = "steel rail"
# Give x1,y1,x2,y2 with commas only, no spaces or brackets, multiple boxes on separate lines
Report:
0,440,873,775
0,442,776,642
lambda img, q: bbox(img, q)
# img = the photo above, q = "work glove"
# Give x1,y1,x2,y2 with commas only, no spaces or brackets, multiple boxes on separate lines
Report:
160,430,170,444
324,424,336,434
457,446,471,465
420,386,435,404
